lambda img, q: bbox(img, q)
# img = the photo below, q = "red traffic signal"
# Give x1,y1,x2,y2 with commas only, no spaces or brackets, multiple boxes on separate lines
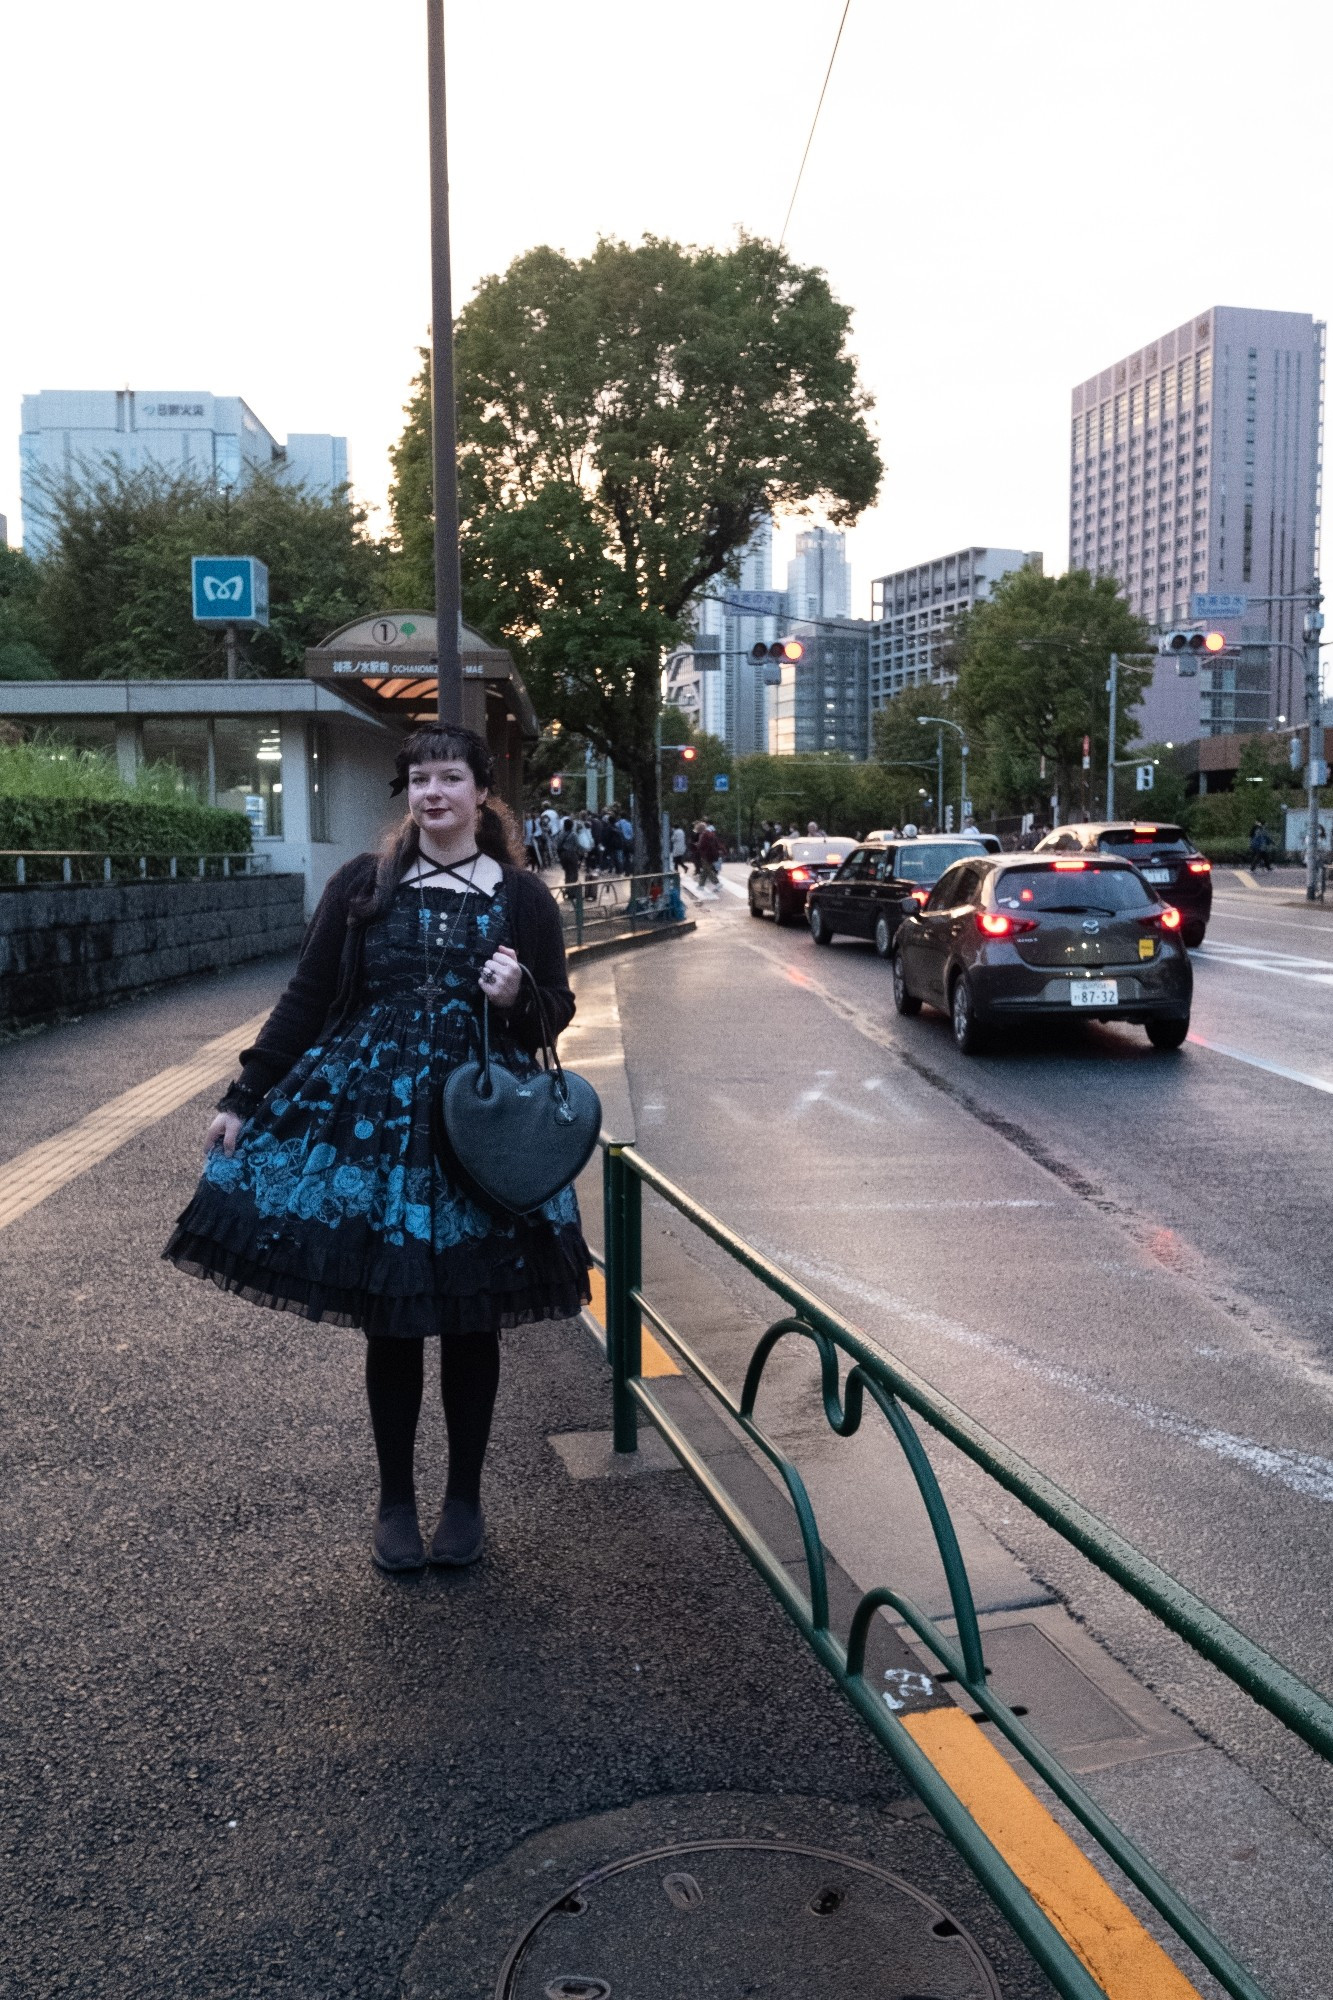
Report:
549,774,563,795
1159,628,1226,677
680,745,697,761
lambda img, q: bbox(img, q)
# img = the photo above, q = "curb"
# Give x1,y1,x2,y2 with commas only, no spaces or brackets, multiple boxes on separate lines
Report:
566,919,696,966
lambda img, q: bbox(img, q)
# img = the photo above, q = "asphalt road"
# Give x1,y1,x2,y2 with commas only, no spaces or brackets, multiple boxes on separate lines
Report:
614,867,1333,1866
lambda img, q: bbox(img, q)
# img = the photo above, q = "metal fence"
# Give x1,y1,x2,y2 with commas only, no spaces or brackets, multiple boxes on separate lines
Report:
0,850,268,888
598,1140,1333,2000
558,870,687,948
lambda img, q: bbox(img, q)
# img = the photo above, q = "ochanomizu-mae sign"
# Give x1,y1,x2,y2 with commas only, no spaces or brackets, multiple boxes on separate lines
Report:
303,612,539,740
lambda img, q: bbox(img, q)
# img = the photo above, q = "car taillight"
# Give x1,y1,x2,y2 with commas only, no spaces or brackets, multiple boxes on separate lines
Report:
787,867,810,884
1187,858,1212,874
1159,904,1183,930
1052,859,1086,871
909,889,929,905
976,910,1037,937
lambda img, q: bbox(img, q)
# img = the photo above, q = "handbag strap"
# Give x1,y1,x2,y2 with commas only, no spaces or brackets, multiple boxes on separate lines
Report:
478,966,570,1098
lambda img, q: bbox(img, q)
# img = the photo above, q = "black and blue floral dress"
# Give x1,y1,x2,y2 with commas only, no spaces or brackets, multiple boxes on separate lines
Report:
165,881,590,1339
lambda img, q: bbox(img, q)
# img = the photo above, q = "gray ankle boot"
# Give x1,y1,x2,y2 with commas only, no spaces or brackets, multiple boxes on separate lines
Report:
372,1500,425,1572
429,1497,484,1567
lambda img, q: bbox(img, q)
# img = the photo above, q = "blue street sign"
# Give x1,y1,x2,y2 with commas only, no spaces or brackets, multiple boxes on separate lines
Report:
672,773,688,793
1192,591,1247,621
191,555,269,627
714,772,730,792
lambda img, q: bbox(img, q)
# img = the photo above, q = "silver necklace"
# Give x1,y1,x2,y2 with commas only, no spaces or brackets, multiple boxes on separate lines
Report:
413,850,482,1003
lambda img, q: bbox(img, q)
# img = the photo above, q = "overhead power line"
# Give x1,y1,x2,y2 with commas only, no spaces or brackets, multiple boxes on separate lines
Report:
778,0,852,249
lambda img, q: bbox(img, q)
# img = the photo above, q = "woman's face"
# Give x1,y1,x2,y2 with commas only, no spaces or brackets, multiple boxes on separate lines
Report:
407,758,487,842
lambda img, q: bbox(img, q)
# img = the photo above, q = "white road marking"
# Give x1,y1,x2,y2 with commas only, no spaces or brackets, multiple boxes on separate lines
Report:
1208,903,1333,939
719,877,748,900
1186,1035,1333,1097
766,1242,1333,1507
1197,942,1333,984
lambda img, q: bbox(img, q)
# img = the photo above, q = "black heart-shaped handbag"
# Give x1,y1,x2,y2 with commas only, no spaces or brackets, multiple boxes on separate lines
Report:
441,968,602,1215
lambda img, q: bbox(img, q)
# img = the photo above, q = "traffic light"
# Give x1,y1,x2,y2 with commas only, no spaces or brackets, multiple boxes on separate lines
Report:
1158,629,1226,677
680,745,697,762
749,638,806,663
549,773,563,795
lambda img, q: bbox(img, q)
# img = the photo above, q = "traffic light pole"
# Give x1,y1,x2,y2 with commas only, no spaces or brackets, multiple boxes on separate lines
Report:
1105,653,1118,819
1304,590,1325,900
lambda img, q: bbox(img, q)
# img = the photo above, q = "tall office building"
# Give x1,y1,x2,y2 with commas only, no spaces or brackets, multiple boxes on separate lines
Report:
1070,307,1324,733
19,390,348,557
786,526,851,621
869,548,1040,708
679,520,786,756
767,616,869,758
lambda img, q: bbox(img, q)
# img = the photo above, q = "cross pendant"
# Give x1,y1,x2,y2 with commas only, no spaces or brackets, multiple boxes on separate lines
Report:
418,976,442,1004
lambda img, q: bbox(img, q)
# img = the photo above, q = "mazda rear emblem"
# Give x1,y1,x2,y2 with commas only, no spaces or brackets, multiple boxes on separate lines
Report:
1082,919,1100,934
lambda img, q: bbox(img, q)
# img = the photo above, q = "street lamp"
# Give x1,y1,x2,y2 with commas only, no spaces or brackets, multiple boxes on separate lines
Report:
917,715,969,831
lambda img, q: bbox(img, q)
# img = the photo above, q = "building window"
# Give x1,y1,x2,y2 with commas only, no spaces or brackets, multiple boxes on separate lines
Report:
141,718,211,801
215,717,284,839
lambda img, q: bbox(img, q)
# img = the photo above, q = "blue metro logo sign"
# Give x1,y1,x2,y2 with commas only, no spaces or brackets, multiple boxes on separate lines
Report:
191,556,270,627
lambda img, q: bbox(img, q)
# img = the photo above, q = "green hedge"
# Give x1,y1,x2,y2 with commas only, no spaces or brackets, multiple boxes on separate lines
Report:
0,796,251,854
1195,837,1294,867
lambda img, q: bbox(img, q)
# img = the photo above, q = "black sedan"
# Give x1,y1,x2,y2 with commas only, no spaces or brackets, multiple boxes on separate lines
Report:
807,836,990,957
748,838,855,924
892,853,1193,1054
1034,821,1212,946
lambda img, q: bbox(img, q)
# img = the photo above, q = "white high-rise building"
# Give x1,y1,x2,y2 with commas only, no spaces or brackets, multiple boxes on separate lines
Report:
786,526,850,621
19,390,348,557
1070,307,1324,734
676,520,786,756
869,548,1040,708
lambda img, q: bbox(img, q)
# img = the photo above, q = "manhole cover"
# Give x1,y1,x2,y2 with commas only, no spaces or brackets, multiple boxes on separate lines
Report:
497,1839,1001,1998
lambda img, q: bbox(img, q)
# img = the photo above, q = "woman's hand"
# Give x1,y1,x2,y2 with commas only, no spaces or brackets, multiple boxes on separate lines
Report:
206,1111,244,1158
478,944,522,1008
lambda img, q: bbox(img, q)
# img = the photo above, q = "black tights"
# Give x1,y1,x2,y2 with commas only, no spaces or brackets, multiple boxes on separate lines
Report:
364,1333,501,1510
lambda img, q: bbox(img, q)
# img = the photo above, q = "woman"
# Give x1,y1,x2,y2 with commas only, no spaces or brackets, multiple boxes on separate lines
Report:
164,725,590,1574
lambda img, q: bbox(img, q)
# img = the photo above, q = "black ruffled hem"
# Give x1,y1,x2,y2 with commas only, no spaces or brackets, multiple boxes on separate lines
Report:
163,1222,590,1338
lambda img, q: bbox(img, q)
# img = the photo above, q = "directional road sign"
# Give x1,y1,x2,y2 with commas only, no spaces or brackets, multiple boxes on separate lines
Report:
1192,592,1248,621
714,773,730,792
672,773,688,793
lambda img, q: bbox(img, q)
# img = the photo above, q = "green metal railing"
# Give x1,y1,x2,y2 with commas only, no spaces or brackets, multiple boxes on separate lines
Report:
600,1140,1333,2000
558,869,687,948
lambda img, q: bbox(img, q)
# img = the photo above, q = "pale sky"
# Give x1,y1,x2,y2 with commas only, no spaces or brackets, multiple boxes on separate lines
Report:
3,0,1330,613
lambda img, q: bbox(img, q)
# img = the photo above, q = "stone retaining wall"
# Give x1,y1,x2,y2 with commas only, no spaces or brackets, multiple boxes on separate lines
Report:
0,875,305,1027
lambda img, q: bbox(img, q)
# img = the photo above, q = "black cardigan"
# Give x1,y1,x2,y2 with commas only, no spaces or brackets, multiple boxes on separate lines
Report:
218,856,575,1114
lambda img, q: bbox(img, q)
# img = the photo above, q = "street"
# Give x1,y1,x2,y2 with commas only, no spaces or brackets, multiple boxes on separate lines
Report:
584,862,1333,1988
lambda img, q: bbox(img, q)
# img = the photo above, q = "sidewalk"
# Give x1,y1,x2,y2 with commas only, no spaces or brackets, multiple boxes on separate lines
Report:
0,958,1053,1999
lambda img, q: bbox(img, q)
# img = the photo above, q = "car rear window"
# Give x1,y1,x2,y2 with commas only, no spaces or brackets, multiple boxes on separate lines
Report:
1097,826,1192,854
894,841,986,884
995,866,1154,913
787,840,852,864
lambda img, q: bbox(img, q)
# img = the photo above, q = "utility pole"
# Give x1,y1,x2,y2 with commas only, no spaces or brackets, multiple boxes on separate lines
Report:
936,728,944,832
1304,588,1325,900
1105,653,1119,818
427,0,463,727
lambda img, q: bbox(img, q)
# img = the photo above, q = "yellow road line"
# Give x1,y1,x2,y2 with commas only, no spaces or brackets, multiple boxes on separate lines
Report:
586,1264,679,1376
903,1708,1202,1998
0,1011,270,1232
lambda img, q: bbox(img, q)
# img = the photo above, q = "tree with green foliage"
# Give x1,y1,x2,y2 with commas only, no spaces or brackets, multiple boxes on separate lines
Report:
0,546,56,679
870,687,972,829
950,568,1151,819
30,467,388,680
388,233,882,864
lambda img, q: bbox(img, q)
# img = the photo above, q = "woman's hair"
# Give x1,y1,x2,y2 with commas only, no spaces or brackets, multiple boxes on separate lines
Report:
350,724,522,927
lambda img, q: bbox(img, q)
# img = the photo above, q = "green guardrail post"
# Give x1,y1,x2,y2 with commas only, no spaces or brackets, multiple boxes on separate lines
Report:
574,882,585,945
606,1146,641,1452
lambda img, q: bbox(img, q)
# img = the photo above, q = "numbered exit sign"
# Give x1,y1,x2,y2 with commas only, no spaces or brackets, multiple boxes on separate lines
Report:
191,555,269,627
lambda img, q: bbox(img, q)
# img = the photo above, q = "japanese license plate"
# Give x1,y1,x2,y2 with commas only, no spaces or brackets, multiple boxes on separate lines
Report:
1142,868,1172,883
1070,980,1118,1007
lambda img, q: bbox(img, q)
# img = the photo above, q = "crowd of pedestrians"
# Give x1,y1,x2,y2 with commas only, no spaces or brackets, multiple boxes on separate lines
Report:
524,803,637,881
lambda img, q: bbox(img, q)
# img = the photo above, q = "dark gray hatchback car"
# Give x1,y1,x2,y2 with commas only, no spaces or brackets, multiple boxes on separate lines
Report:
892,853,1193,1054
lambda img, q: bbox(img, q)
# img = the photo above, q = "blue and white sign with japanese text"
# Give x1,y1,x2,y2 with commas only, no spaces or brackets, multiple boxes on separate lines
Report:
191,556,270,627
713,772,730,792
1192,592,1247,622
